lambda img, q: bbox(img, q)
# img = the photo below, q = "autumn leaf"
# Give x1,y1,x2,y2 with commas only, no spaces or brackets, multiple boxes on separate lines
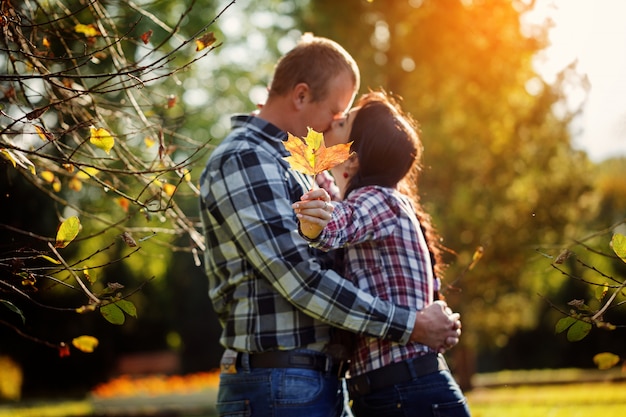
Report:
76,167,99,180
144,136,156,148
55,216,81,248
58,343,71,358
1,148,37,174
611,233,626,263
75,23,100,38
163,183,176,196
140,29,153,44
41,170,55,183
76,304,97,314
593,352,621,370
72,335,99,353
283,127,353,176
69,177,82,192
89,126,115,154
468,246,484,271
195,32,216,51
117,197,130,212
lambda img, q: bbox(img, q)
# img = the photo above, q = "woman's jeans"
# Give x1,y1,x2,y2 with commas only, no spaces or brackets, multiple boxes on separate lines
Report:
217,362,343,417
350,369,471,417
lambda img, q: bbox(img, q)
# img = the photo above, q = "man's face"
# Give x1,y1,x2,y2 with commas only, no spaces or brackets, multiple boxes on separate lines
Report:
301,71,356,136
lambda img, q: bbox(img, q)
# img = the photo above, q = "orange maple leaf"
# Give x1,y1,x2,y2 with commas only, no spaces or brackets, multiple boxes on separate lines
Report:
283,128,353,176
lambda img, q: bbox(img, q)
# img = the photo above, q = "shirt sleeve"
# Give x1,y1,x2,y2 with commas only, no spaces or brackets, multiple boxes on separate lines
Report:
310,187,399,251
204,147,415,344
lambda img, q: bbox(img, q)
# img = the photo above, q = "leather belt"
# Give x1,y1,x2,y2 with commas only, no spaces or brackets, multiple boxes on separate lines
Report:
347,353,448,396
230,350,348,376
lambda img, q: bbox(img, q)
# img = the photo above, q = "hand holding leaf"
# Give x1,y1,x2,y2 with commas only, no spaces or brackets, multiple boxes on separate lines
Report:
283,127,353,176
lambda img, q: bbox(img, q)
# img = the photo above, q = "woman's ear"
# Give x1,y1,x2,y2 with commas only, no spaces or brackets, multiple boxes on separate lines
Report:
345,153,359,173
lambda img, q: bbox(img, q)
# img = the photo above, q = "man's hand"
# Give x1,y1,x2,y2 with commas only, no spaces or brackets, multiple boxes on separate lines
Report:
409,300,462,353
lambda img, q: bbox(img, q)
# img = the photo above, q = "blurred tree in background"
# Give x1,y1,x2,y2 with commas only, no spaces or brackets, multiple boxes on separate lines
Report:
1,0,624,399
300,0,625,386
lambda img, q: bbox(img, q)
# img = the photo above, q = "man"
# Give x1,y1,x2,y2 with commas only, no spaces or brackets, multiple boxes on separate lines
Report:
199,34,461,417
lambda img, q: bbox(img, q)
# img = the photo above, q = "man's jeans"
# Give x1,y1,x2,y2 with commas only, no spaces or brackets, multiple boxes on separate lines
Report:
217,362,343,417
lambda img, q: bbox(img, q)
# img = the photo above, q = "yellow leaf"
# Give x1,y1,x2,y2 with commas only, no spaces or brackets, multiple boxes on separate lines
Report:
75,23,100,38
1,149,17,167
163,183,176,196
41,170,55,183
55,216,81,248
283,128,354,176
89,126,115,154
76,167,99,180
195,32,216,51
144,136,155,148
39,255,61,264
76,304,97,314
35,125,51,141
83,267,96,284
69,177,82,191
72,335,99,353
52,177,62,192
611,233,626,263
593,352,621,370
469,246,484,270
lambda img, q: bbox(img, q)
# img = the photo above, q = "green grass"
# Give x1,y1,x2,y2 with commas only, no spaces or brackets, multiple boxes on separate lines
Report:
1,372,625,417
466,381,626,417
0,400,92,417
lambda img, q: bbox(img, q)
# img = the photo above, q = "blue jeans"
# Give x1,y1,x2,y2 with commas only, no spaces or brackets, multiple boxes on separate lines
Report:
216,355,343,417
350,369,471,417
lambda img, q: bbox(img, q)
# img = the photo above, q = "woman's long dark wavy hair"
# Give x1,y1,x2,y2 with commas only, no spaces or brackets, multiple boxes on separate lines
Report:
346,90,447,287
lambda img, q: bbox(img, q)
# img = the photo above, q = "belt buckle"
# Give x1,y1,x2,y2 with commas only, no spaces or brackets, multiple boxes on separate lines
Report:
220,350,238,374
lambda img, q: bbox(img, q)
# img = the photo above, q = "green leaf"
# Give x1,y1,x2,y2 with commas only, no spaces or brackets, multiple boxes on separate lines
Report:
100,303,125,325
1,300,25,324
593,352,621,370
115,299,137,318
566,320,592,342
555,316,576,334
612,233,626,263
55,216,81,248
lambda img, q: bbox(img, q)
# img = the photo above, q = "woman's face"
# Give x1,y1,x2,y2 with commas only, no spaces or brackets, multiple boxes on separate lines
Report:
325,107,360,196
324,106,359,147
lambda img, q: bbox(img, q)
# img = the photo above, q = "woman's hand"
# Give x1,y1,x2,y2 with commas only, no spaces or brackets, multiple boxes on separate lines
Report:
293,188,334,240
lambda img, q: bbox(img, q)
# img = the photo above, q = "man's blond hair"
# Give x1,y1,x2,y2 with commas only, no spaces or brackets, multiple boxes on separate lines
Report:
268,33,360,102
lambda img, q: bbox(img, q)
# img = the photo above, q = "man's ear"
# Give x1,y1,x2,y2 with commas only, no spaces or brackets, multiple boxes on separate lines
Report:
292,83,310,109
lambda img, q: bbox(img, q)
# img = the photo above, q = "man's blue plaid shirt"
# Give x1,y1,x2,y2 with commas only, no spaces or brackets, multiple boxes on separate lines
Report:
199,115,416,353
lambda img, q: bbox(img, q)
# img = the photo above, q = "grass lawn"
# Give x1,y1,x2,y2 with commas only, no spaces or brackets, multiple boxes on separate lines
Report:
466,381,626,417
1,370,625,417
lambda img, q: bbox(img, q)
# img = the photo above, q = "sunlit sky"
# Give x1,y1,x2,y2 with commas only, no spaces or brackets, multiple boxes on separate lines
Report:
527,0,626,162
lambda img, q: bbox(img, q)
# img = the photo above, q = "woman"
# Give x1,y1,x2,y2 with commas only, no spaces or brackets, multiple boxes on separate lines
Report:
293,90,471,417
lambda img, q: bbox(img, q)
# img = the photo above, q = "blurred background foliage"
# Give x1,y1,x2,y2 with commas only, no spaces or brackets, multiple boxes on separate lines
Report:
1,0,625,399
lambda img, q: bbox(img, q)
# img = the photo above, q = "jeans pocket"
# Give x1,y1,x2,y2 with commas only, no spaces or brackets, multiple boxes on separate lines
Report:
432,398,470,417
217,400,251,417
